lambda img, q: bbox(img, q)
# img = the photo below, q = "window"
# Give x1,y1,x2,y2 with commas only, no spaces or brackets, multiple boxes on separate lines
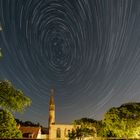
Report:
64,128,67,137
68,130,70,135
56,128,61,138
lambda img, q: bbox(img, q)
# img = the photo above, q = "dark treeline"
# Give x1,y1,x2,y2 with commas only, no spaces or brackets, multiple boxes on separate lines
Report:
15,119,41,127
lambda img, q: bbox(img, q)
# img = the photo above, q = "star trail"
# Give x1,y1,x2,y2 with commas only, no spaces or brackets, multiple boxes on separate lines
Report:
1,0,140,126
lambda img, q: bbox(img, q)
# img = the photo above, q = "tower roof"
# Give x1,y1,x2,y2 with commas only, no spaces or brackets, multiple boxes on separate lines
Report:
49,89,55,105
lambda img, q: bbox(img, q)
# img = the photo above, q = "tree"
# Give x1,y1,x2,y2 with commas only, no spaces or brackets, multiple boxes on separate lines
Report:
74,118,103,137
68,127,95,140
68,129,76,140
0,80,31,138
0,80,31,112
74,118,97,136
15,119,41,127
68,118,96,140
0,109,22,139
100,103,140,138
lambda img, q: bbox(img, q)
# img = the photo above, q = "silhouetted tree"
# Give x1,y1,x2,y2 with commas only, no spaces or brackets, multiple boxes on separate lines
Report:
15,119,41,127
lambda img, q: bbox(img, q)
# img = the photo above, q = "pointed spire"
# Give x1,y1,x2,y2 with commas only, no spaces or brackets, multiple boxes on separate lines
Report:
48,89,55,126
49,89,55,105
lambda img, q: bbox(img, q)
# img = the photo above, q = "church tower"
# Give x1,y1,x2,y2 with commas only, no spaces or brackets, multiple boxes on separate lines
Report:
48,89,55,127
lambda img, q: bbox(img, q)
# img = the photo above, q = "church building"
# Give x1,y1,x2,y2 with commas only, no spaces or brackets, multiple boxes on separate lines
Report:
48,89,75,140
20,89,96,139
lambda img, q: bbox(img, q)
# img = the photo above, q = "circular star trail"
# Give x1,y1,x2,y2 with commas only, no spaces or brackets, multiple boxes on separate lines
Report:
1,0,140,125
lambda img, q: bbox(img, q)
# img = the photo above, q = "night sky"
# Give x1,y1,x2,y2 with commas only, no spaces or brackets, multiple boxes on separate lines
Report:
1,0,140,126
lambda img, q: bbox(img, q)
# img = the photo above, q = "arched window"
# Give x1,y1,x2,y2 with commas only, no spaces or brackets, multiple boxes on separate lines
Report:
68,130,70,135
64,128,67,137
56,128,61,138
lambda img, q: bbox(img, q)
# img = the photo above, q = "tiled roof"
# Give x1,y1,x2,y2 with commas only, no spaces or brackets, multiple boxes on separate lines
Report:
19,126,40,139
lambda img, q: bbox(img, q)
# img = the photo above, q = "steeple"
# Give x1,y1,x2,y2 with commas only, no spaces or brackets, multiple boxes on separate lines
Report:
48,89,55,127
49,89,55,105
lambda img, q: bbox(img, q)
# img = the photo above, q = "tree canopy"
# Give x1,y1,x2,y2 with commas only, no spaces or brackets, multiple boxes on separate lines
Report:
15,119,41,127
0,80,31,112
100,102,140,138
68,127,95,140
0,80,31,138
0,109,22,139
68,118,97,140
